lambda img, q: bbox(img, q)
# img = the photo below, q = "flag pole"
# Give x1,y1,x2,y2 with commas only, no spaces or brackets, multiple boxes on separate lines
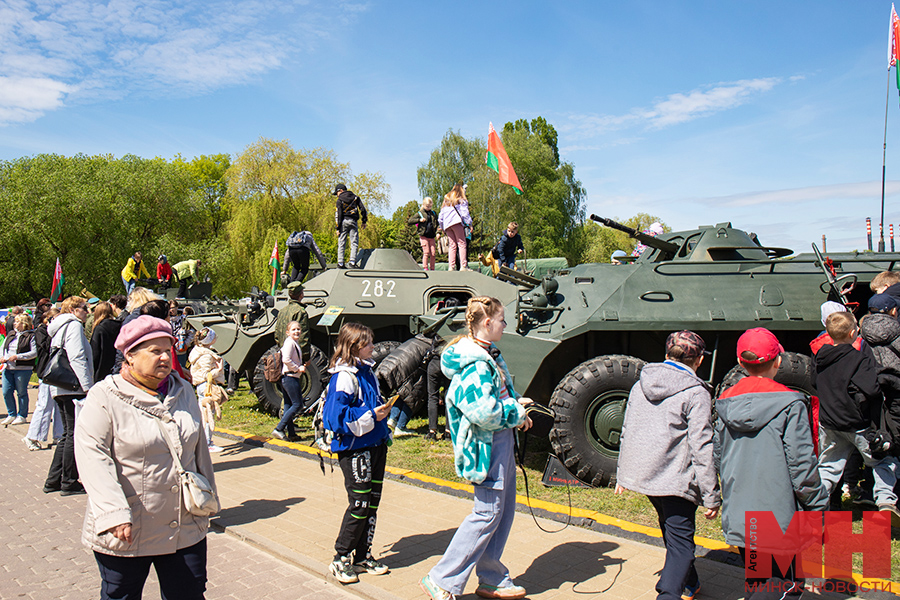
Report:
881,67,892,252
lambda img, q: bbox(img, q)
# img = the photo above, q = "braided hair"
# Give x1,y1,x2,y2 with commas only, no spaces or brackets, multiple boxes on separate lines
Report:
448,296,504,346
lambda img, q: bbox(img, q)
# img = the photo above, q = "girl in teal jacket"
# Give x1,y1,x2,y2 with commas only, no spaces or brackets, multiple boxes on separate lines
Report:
421,297,532,600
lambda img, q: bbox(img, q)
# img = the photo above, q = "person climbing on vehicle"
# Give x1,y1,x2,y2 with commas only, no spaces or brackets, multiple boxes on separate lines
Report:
284,230,327,283
334,183,368,269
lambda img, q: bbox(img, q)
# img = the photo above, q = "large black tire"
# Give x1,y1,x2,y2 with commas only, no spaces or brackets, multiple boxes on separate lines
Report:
252,345,329,415
549,355,645,488
716,351,815,399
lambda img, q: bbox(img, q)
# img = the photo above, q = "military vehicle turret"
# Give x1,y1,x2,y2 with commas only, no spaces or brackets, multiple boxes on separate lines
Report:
186,248,528,412
411,216,896,487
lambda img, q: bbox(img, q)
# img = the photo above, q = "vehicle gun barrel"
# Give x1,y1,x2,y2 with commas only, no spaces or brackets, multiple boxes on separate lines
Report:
590,215,679,254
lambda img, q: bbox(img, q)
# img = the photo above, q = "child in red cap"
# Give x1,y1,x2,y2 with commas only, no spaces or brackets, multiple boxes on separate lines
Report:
715,327,827,599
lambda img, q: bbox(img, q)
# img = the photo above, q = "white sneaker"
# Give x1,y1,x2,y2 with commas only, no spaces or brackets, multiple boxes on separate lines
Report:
11,416,26,425
22,437,41,451
393,427,415,438
1,416,14,425
271,429,286,440
208,445,224,453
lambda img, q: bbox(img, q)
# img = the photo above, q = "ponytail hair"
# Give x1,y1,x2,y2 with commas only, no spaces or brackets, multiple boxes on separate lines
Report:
330,322,374,368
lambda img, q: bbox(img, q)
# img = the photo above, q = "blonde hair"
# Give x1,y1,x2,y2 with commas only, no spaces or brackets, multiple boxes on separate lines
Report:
422,197,433,210
14,314,33,329
126,287,162,312
60,296,86,314
329,322,374,368
826,311,857,343
43,308,60,324
446,296,504,346
444,182,467,208
870,271,900,292
92,301,114,329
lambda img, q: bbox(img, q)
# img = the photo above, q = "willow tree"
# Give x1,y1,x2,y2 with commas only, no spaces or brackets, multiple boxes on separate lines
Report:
223,137,389,293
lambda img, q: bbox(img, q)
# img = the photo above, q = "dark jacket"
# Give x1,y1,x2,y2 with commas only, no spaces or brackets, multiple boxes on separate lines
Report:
813,342,881,431
34,322,52,376
112,308,142,375
715,377,827,546
91,317,123,382
496,232,524,262
617,361,720,508
335,190,368,228
407,209,437,238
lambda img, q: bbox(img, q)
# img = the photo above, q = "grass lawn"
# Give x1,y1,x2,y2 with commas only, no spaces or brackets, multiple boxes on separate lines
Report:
217,380,900,583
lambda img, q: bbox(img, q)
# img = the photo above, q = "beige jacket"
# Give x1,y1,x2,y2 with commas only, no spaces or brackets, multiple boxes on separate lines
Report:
74,374,217,556
189,345,224,386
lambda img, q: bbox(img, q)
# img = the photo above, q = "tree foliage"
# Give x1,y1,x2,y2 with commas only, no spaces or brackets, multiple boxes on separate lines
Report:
0,154,206,305
580,213,668,263
222,137,390,295
417,130,484,204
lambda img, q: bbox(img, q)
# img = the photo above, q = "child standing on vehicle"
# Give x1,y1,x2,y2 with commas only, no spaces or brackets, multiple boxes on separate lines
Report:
420,296,533,600
323,322,392,585
716,327,827,598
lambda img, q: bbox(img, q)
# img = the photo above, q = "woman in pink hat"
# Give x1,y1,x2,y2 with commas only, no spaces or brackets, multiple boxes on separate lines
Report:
75,315,217,600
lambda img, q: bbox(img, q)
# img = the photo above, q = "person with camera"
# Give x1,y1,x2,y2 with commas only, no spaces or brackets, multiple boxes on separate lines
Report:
75,315,217,599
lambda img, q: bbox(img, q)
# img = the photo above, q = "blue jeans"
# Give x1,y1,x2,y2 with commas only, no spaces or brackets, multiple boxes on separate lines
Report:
389,401,412,429
2,368,31,418
818,427,900,505
429,428,517,595
94,538,207,600
122,276,136,294
277,375,303,436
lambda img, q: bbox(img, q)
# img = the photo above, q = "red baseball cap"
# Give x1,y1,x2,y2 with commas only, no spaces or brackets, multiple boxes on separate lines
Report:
736,327,784,364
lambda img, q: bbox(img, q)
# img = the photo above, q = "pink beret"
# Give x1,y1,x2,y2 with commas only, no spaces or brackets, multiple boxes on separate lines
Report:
115,315,176,355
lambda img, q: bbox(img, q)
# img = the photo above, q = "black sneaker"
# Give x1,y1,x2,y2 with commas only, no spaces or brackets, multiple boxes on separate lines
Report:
43,484,61,494
441,431,452,441
424,431,438,441
61,486,86,496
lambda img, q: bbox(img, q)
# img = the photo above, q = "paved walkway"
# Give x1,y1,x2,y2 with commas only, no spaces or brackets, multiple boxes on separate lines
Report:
1,388,893,599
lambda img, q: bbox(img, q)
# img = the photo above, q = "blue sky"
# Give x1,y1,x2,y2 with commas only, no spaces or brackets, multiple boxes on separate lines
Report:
3,1,900,253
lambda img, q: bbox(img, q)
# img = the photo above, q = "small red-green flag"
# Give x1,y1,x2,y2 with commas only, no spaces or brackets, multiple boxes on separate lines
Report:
50,258,64,302
269,242,280,295
486,122,523,195
890,4,900,89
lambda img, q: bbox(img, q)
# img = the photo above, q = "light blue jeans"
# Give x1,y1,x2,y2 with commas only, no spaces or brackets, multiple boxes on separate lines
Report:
429,428,517,595
26,381,63,442
337,218,359,267
2,368,31,418
122,276,136,294
389,401,412,429
818,427,900,505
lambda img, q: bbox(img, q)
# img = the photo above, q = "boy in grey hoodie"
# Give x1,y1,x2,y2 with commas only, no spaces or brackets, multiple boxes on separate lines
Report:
617,331,720,600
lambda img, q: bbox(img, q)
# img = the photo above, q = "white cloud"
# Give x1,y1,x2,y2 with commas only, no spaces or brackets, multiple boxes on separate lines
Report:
0,76,74,125
700,181,900,207
0,0,362,125
562,77,782,138
643,78,780,128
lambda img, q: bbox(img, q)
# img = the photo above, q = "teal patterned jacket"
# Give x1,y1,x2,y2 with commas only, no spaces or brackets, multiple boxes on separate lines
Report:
441,337,526,485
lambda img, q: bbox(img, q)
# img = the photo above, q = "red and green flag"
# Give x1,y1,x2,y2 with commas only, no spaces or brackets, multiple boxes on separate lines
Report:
50,258,64,302
486,122,523,195
269,242,280,295
890,4,900,89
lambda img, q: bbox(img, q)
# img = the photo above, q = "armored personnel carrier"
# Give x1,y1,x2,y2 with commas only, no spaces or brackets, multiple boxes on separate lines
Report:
186,248,523,412
411,216,897,487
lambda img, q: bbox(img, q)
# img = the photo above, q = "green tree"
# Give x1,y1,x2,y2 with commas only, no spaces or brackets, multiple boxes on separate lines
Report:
174,153,231,237
0,154,206,304
417,130,485,203
223,137,390,294
580,213,668,263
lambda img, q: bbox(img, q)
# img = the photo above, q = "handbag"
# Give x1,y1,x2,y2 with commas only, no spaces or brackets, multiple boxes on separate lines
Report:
453,204,473,241
40,323,82,391
154,418,220,517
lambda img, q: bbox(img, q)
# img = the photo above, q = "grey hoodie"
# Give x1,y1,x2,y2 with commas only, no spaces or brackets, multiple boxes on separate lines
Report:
616,361,720,508
47,313,95,397
714,380,827,547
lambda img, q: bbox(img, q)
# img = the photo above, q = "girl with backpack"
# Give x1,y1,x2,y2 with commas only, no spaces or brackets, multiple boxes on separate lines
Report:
408,197,438,270
322,322,392,585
